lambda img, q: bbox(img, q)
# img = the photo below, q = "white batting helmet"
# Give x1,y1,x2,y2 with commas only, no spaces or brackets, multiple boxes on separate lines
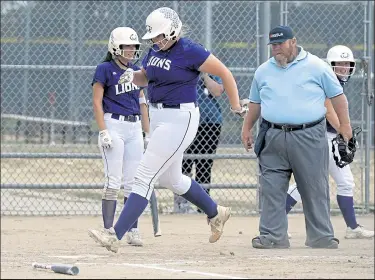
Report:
142,7,182,41
108,27,141,59
326,45,356,80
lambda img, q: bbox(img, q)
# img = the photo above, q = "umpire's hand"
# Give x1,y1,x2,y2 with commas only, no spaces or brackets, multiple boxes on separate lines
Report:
241,127,253,152
99,129,113,149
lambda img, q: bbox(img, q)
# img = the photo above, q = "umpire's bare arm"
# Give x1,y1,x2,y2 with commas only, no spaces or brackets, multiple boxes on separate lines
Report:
241,102,260,151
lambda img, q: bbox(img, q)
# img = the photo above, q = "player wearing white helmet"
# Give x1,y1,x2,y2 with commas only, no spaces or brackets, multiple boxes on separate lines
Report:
286,45,374,239
90,27,150,247
88,7,246,253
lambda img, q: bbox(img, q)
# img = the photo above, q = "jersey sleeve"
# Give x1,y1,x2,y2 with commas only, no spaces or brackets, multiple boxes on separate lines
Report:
185,41,211,70
92,63,107,86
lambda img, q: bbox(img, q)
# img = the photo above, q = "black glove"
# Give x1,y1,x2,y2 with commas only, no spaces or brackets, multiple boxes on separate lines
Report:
332,127,362,168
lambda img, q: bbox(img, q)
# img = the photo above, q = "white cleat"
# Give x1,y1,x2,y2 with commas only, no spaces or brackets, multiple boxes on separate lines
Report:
207,205,231,243
88,227,119,253
126,228,144,247
89,227,115,245
345,225,374,239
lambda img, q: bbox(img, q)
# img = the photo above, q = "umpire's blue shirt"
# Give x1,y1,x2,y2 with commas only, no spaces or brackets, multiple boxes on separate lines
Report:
249,46,343,124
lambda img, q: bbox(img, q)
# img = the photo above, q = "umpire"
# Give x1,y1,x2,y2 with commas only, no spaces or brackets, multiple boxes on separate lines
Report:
242,26,353,249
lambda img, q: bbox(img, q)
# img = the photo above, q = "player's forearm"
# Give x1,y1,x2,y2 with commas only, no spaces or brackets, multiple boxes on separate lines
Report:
330,94,351,126
221,71,241,110
93,102,106,131
133,71,148,87
140,103,150,134
243,102,261,131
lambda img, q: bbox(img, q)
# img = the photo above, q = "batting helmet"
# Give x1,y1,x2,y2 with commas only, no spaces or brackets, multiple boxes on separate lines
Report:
142,7,182,41
108,27,142,59
326,45,356,82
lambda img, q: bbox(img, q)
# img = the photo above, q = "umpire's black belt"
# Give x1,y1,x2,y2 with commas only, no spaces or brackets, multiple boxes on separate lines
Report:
264,116,324,132
150,102,198,109
111,113,141,122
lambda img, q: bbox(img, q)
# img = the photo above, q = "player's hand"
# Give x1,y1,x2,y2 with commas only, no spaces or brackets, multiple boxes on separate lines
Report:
338,123,353,142
230,105,247,118
143,132,150,150
99,129,113,149
230,99,249,118
241,128,253,152
123,68,134,83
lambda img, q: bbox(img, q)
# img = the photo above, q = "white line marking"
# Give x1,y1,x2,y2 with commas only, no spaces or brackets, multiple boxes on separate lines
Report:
48,255,107,259
76,262,248,279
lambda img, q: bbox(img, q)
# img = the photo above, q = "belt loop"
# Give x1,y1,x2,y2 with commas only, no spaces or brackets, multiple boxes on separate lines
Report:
302,124,306,129
120,115,124,121
157,103,162,109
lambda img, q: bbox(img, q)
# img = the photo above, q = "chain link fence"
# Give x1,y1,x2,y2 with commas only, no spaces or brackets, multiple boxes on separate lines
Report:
1,1,373,216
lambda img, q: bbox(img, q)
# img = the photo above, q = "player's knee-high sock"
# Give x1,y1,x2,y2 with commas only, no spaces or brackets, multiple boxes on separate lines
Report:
285,194,297,214
181,180,218,219
337,195,358,229
124,197,138,230
102,199,117,229
114,193,148,240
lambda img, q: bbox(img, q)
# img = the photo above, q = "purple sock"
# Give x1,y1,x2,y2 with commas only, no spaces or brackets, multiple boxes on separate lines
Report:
181,180,218,219
102,199,116,229
337,195,358,229
124,197,138,230
114,193,148,240
286,194,297,214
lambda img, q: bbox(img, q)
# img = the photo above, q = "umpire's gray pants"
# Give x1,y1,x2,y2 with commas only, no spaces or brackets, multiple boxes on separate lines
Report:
258,119,335,247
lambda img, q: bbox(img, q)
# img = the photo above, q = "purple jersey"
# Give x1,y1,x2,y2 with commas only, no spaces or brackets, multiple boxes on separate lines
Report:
142,37,210,104
92,60,142,116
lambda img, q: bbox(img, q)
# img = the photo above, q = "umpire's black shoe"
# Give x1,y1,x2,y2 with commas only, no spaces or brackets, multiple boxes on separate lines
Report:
308,238,339,249
252,236,290,249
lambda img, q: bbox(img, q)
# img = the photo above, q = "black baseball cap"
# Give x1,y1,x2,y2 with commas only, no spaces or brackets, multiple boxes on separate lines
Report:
268,25,295,45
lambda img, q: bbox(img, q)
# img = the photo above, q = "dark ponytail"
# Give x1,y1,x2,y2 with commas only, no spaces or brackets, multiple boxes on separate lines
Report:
103,51,113,62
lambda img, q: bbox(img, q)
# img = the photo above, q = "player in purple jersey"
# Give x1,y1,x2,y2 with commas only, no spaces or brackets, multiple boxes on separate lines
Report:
88,7,247,253
89,27,150,247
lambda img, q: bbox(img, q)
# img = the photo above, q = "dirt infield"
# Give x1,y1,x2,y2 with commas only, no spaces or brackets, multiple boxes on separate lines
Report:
1,214,374,279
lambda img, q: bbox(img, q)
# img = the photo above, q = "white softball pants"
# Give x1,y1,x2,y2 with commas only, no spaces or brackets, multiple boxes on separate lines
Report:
132,103,200,200
288,131,355,201
99,113,144,197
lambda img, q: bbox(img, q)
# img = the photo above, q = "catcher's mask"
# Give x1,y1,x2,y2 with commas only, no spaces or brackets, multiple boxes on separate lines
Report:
331,127,362,168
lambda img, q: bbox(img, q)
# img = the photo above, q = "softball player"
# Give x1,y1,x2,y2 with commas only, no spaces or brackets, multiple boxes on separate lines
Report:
88,7,246,253
91,27,150,247
286,45,374,239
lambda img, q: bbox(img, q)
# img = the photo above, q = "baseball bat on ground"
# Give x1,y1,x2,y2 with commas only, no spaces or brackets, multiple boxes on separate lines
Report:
149,190,162,237
32,262,79,275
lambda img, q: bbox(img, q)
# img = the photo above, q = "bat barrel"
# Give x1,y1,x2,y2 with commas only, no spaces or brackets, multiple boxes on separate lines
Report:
32,262,79,276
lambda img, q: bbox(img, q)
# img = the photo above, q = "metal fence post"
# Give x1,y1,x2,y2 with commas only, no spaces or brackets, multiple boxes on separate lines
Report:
256,1,271,214
364,0,374,213
21,6,31,142
259,1,270,66
68,1,77,143
205,1,212,51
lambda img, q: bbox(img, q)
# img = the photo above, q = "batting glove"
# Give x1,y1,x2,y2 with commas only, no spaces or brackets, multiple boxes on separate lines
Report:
99,129,113,149
121,68,134,83
230,98,250,118
143,132,150,150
